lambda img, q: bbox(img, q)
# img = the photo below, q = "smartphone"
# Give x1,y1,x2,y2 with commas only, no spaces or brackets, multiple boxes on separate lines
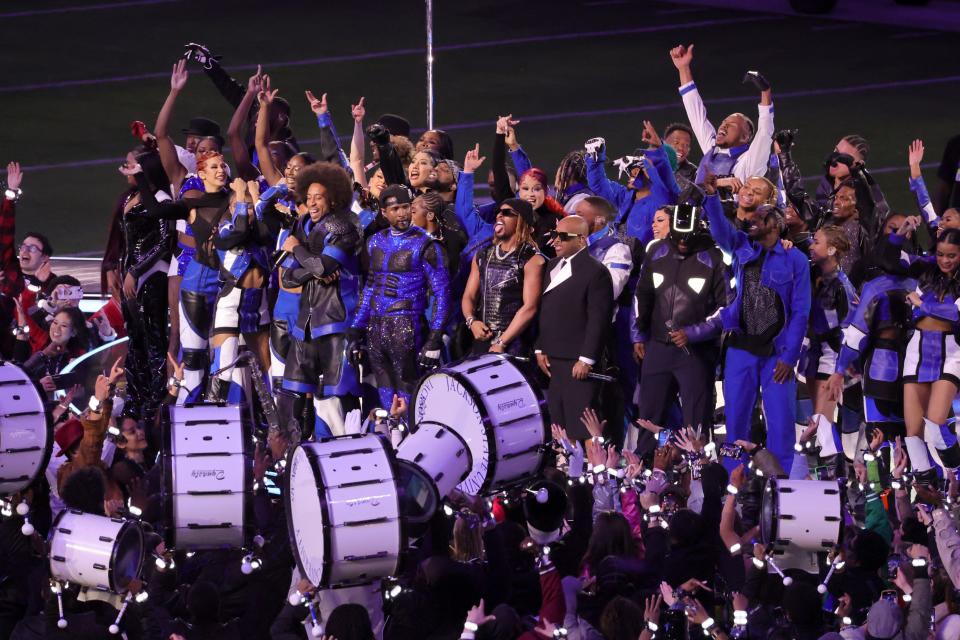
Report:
657,429,674,447
719,443,744,458
887,554,903,580
263,469,281,497
50,372,80,390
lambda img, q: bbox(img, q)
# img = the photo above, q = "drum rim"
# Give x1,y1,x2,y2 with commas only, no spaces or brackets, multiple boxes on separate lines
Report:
285,434,405,588
760,477,780,547
108,517,144,592
413,354,548,494
0,362,54,495
407,420,474,488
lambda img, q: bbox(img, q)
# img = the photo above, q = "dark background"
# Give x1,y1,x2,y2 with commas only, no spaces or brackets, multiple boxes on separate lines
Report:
2,0,958,253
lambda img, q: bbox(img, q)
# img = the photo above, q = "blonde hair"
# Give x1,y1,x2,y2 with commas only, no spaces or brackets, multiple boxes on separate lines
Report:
747,175,779,205
818,224,851,259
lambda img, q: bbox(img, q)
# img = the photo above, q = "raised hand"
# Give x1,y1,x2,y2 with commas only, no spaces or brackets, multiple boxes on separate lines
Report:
259,87,279,107
6,161,22,191
504,124,520,151
390,393,407,419
246,180,261,204
495,114,519,135
635,418,663,434
641,120,662,148
108,357,125,384
465,598,496,627
463,143,486,174
351,96,366,123
305,90,328,116
170,59,188,92
230,177,247,201
580,407,606,439
908,139,925,167
669,43,694,69
247,64,263,94
585,439,605,468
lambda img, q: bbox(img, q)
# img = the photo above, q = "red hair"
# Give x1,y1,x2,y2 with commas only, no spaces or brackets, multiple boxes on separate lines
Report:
519,167,566,217
196,150,224,173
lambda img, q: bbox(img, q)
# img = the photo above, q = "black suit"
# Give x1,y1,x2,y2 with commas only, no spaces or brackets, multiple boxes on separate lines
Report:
536,249,614,439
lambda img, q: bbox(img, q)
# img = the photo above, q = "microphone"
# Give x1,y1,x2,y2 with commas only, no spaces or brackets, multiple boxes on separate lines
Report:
273,250,290,271
665,319,690,356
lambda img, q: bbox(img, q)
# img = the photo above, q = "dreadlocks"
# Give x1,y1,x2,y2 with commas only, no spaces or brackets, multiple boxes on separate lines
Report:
554,150,587,205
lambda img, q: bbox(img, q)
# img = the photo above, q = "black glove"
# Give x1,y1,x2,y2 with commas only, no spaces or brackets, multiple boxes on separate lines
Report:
742,70,770,92
417,331,443,370
365,123,391,146
774,129,797,154
346,328,367,369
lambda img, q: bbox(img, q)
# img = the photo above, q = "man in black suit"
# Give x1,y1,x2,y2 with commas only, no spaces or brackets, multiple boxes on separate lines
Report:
535,216,614,440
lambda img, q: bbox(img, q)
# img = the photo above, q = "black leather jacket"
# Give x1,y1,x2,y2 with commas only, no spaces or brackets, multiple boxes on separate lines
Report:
633,237,731,345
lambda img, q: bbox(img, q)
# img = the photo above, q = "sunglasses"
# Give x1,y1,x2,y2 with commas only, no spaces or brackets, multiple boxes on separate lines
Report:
497,208,519,217
548,231,584,242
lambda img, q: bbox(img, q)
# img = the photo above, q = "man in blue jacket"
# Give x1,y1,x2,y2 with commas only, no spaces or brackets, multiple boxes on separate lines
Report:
702,177,810,472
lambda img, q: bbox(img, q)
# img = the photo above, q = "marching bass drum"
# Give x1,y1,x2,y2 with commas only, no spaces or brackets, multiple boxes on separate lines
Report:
0,361,52,496
286,434,403,588
162,403,252,549
48,509,143,593
760,478,842,552
396,420,473,504
413,354,547,495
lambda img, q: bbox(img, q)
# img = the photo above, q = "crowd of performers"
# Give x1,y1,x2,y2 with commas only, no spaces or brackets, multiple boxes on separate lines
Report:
3,40,960,638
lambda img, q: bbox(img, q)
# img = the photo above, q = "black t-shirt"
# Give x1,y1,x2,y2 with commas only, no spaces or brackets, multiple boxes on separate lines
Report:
937,134,960,211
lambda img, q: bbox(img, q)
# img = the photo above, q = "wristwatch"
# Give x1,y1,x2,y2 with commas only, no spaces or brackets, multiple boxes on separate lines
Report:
88,396,102,412
167,376,182,390
4,188,22,202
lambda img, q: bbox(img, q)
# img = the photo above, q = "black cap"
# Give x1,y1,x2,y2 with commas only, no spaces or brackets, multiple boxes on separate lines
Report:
523,480,567,543
181,117,224,146
498,198,536,229
378,184,414,209
375,113,411,138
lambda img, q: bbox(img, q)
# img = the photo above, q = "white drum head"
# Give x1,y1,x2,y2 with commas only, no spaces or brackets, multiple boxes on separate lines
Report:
413,354,546,494
0,362,52,495
48,510,143,592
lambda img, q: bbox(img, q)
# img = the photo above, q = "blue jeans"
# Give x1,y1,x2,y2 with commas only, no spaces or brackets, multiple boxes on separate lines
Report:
723,347,796,474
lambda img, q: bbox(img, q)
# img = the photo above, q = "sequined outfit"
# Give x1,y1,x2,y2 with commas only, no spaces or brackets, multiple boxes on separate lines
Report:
473,240,540,355
352,226,450,407
120,193,173,421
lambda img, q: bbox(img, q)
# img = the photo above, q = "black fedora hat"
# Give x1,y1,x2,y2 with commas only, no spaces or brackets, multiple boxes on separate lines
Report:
181,117,224,146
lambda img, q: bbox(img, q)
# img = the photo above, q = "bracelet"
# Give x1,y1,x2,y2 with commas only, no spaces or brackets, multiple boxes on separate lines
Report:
465,316,476,328
646,621,658,632
464,621,479,632
492,337,505,347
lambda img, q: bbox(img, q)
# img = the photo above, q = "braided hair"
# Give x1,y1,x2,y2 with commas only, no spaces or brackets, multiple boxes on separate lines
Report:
554,150,586,205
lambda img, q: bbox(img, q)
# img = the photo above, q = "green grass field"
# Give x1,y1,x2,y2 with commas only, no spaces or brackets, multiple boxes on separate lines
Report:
3,0,958,253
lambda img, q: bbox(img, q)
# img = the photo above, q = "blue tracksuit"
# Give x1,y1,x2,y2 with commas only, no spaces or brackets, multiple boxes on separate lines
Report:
703,194,811,472
585,145,679,245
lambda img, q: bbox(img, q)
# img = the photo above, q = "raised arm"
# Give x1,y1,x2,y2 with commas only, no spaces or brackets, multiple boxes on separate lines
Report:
306,91,349,170
456,144,493,239
908,139,939,229
349,97,367,188
227,65,263,182
254,83,285,186
0,162,24,297
670,44,716,155
505,124,531,176
491,115,519,204
737,70,775,181
155,59,190,189
702,185,745,255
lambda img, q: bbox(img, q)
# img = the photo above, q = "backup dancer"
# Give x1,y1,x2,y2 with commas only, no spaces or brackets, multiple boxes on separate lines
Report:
881,226,960,478
137,150,231,401
113,147,173,421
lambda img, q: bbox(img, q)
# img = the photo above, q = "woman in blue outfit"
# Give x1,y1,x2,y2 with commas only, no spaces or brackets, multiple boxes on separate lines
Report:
884,225,960,478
